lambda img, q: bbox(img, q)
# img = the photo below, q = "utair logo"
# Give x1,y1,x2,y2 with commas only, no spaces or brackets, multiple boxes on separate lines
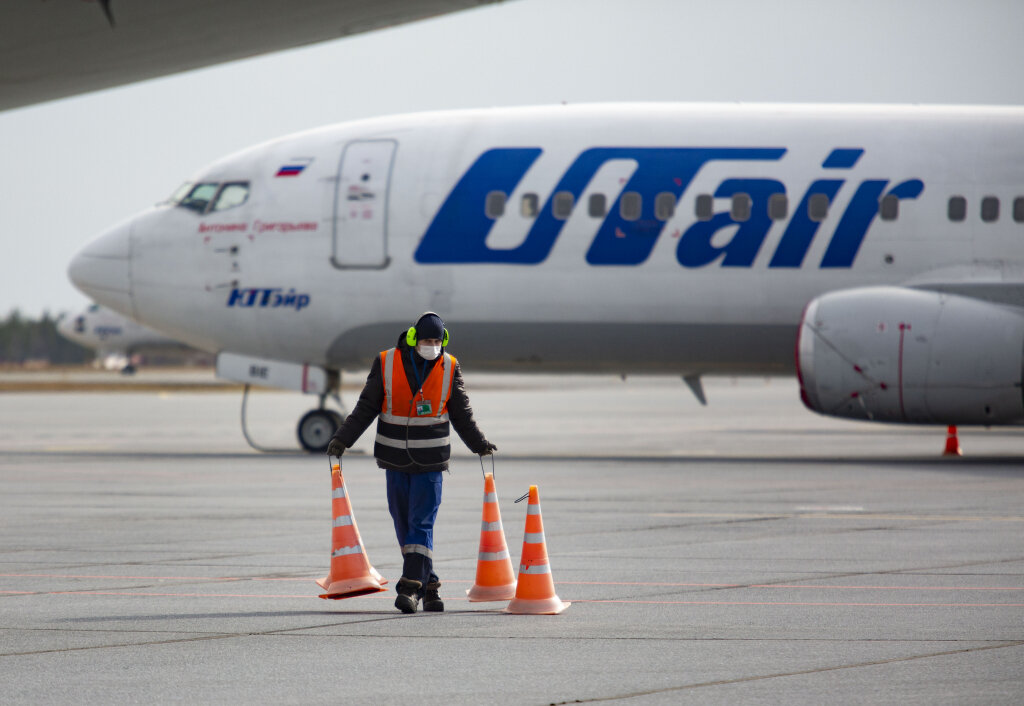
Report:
414,147,923,267
226,288,311,311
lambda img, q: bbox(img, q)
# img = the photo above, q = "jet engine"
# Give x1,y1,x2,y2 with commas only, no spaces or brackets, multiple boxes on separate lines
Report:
797,286,1024,424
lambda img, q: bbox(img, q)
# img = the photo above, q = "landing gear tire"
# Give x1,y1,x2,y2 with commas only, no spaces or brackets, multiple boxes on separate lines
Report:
297,409,340,453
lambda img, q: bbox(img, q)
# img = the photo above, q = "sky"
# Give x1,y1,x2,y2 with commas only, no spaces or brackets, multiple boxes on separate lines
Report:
2,0,1023,318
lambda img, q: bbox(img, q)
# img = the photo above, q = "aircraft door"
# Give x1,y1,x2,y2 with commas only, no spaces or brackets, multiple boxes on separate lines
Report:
331,139,396,268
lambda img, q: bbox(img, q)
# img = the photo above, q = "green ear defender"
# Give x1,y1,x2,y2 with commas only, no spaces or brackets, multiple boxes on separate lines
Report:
406,317,449,347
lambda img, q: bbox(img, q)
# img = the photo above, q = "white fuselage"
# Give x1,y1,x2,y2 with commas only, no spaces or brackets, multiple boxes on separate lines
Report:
69,103,1024,375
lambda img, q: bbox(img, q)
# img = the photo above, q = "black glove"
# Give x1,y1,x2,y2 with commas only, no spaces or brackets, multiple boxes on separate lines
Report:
326,438,345,457
479,441,497,456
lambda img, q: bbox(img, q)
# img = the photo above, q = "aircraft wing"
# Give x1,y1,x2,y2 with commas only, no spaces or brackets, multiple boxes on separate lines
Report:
0,0,503,112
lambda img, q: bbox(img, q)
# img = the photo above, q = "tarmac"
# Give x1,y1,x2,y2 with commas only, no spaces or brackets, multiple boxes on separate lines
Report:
1,370,1022,704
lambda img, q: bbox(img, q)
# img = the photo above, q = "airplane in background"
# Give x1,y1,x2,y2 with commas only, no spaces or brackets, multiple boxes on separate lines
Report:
57,303,194,373
68,103,1024,451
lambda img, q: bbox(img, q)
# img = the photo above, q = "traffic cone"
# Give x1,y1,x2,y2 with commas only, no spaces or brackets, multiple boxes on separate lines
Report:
504,485,570,615
466,473,517,602
943,425,962,456
317,462,388,600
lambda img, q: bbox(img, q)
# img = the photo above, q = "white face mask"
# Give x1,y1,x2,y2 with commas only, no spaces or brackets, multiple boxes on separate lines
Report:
417,344,441,361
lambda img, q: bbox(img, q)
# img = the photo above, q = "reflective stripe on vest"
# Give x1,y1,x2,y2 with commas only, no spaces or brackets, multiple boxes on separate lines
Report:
375,434,451,449
380,411,450,426
383,348,396,416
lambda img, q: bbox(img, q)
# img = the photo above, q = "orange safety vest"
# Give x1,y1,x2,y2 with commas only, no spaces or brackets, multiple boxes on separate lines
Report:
375,348,456,468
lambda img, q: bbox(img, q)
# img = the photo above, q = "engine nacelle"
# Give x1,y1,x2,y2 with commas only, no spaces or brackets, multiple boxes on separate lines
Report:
797,286,1024,424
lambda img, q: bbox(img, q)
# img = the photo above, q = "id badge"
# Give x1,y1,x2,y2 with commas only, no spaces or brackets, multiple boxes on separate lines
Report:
415,400,433,416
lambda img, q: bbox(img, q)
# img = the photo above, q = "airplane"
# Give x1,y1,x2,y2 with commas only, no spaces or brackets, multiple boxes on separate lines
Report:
68,103,1024,451
57,303,195,373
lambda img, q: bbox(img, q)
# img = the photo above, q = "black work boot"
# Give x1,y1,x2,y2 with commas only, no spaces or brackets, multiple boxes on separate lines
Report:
422,581,444,612
395,577,422,614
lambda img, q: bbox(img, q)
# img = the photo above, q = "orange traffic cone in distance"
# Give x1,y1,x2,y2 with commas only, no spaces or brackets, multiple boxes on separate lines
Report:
505,485,569,615
316,462,388,600
943,425,962,456
466,473,517,602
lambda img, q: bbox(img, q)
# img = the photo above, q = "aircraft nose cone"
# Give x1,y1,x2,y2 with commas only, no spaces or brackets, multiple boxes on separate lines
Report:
68,222,134,316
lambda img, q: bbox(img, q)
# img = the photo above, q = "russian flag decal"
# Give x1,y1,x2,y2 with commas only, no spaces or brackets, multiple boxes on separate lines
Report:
276,158,313,177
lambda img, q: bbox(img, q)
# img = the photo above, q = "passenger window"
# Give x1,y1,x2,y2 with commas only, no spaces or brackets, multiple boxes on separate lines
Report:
179,182,220,214
620,192,641,221
211,182,250,212
521,193,539,218
1014,197,1024,223
948,196,966,222
981,196,999,223
485,191,506,219
879,194,899,221
553,191,575,220
808,193,830,222
695,194,713,221
588,193,607,218
731,193,751,222
769,193,788,221
654,192,676,221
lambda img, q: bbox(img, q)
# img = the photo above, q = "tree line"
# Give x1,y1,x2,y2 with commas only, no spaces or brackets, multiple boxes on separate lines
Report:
0,310,93,364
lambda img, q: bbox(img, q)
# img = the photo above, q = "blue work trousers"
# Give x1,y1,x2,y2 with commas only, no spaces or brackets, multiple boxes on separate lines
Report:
386,469,442,588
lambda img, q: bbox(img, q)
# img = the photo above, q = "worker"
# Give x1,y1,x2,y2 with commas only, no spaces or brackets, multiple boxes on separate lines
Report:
326,312,496,614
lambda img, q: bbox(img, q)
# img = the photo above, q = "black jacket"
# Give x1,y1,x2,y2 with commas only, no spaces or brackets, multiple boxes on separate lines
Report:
329,332,490,472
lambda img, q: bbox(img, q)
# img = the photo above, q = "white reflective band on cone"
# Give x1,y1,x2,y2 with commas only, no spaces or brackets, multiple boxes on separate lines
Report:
332,487,347,499
524,532,545,544
527,505,541,515
519,564,551,574
333,516,353,527
376,434,450,449
481,520,503,531
332,545,363,558
479,550,510,561
484,492,497,503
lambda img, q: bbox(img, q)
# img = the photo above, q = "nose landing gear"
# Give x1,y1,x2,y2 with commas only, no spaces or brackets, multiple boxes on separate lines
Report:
297,404,345,452
239,372,347,453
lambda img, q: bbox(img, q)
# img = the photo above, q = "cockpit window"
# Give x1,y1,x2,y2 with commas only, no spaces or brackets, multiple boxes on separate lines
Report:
167,182,194,205
178,182,220,214
211,182,250,212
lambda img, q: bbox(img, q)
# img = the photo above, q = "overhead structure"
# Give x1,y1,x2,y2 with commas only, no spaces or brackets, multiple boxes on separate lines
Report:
0,0,505,111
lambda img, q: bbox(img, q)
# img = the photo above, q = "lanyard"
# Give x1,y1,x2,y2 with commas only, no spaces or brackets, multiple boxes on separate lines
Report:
410,351,429,396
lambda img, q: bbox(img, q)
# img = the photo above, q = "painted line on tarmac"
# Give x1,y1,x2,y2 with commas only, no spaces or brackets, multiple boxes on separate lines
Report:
4,573,1023,591
3,590,1023,607
650,512,1024,522
575,599,1024,607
